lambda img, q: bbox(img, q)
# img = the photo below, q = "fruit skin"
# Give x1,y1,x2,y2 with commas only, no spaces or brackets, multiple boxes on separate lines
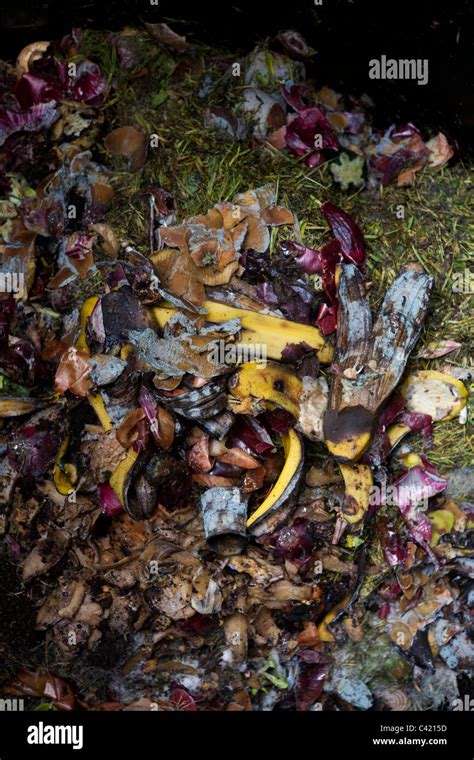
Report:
247,428,304,528
381,371,468,459
87,392,113,431
318,594,351,642
229,360,303,418
85,390,139,509
109,448,139,508
338,462,373,524
77,296,99,351
229,362,330,444
401,370,468,422
429,509,455,547
325,424,372,462
324,264,433,462
399,452,423,468
386,421,411,450
150,302,334,364
54,435,75,495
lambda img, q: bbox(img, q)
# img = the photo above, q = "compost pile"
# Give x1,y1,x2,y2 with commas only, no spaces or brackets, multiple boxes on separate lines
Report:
0,24,472,712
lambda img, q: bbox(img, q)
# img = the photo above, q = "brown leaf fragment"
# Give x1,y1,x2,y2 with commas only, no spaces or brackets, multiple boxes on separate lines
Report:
253,606,281,645
105,126,147,172
22,529,70,581
219,447,260,469
89,223,120,256
151,249,206,307
80,429,127,484
187,434,213,473
261,205,294,226
298,621,320,647
242,465,266,493
55,347,92,397
242,215,270,252
223,612,248,660
116,408,146,449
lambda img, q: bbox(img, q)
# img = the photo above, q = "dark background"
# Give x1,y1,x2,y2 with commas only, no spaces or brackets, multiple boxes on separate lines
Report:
0,0,473,151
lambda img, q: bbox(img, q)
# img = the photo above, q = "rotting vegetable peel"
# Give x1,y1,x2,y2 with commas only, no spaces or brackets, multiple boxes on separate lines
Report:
323,263,434,462
0,24,471,714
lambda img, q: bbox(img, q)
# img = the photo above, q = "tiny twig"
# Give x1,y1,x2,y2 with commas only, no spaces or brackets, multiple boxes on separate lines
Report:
148,194,156,257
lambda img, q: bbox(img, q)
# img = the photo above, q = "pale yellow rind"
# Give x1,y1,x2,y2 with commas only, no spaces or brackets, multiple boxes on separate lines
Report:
401,370,468,422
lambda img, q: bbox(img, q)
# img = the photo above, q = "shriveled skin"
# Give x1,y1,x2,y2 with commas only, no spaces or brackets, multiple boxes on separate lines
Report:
324,264,433,461
324,264,373,460
365,267,434,408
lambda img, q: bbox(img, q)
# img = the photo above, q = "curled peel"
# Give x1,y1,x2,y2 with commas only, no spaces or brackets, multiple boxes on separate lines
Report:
401,370,468,422
246,428,303,528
